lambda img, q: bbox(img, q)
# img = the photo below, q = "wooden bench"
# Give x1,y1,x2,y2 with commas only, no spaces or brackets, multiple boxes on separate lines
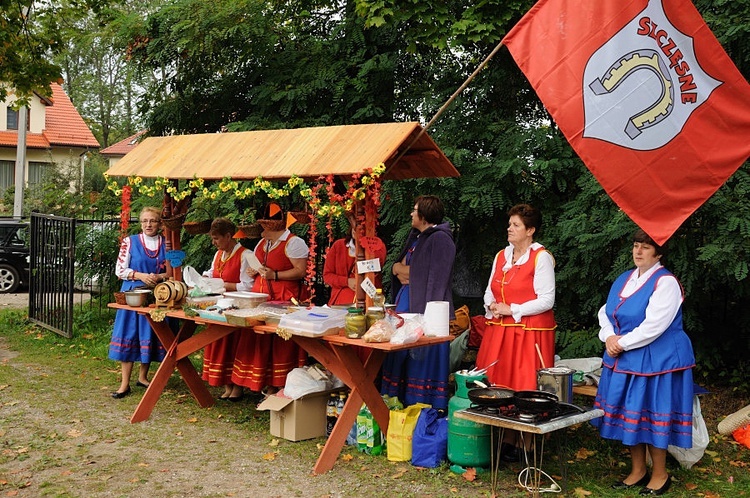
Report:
573,384,598,397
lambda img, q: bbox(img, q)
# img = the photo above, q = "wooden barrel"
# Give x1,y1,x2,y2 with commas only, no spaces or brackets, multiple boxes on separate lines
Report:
154,279,188,306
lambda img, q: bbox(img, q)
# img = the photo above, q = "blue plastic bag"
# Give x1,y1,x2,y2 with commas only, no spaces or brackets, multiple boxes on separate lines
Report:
411,407,448,468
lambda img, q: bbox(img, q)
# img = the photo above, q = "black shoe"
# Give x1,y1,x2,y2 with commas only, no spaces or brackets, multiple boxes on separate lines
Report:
111,386,131,399
612,473,650,489
228,393,244,402
136,381,149,388
500,443,519,463
639,476,671,495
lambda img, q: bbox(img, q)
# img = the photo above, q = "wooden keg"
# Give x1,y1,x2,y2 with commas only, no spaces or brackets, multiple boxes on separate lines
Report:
154,279,188,308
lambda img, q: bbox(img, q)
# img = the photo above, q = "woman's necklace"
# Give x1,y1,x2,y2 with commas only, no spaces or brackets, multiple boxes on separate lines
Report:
215,246,236,278
140,234,162,259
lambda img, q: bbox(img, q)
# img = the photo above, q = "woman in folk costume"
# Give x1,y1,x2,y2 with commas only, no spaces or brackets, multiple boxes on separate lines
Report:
109,207,168,399
475,203,556,389
593,229,695,495
381,195,455,410
475,203,556,462
232,203,309,398
201,218,254,401
323,213,386,307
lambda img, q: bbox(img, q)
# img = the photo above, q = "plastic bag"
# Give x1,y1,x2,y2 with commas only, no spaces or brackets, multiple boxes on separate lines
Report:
668,395,708,468
363,318,396,343
386,403,431,461
283,367,328,399
411,407,448,468
183,265,225,296
390,315,424,345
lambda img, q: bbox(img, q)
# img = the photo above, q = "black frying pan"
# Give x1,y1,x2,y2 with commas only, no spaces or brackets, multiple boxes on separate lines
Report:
513,390,559,413
468,387,516,407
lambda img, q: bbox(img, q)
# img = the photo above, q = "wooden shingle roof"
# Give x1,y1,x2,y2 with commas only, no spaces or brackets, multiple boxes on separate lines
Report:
104,122,459,181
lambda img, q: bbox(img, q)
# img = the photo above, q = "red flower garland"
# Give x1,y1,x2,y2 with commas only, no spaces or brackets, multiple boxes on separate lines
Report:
120,185,132,241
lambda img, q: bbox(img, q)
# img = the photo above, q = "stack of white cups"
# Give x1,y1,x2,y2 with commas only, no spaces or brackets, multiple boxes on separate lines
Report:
423,301,450,337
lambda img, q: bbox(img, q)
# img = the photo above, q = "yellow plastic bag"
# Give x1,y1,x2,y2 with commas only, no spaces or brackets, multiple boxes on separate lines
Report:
386,403,431,461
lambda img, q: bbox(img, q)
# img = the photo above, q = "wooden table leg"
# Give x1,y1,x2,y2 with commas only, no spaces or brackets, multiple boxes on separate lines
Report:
291,337,387,474
130,318,238,423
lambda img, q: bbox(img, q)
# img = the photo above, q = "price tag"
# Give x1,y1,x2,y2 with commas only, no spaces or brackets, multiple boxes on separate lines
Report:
360,277,377,298
356,258,381,274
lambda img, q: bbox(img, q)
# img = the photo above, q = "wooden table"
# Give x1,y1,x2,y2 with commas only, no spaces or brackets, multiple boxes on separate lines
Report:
455,407,604,496
255,324,452,475
108,304,276,423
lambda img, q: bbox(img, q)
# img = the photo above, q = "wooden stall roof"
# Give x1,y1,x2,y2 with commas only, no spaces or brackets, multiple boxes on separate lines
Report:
104,122,459,181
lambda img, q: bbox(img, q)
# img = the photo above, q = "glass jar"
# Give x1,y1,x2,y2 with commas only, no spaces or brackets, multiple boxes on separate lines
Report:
366,307,385,330
345,307,367,338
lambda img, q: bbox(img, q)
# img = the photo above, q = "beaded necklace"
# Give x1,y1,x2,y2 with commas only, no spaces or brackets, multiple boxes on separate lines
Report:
139,234,162,259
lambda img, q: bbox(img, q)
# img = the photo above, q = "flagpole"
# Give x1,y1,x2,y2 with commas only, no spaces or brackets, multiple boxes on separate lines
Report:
393,38,506,166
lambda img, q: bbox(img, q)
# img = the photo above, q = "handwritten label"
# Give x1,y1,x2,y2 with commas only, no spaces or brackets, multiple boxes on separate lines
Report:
356,258,381,274
360,277,377,298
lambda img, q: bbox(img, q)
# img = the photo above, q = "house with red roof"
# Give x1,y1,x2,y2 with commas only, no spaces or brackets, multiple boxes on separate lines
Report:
0,83,100,194
100,130,146,169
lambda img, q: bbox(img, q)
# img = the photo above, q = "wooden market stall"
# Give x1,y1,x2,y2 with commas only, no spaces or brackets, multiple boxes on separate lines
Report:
104,121,460,303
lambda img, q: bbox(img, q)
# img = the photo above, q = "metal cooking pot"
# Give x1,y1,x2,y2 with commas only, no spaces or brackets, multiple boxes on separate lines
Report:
537,366,576,404
467,387,516,407
513,390,559,413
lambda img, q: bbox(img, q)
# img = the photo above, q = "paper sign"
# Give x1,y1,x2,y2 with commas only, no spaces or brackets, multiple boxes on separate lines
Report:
360,277,377,298
242,250,262,271
356,258,381,274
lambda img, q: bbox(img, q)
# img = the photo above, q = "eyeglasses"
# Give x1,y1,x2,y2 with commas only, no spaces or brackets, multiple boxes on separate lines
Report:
140,219,160,225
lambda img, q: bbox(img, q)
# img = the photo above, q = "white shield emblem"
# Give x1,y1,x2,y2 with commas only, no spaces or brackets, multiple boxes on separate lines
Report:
583,0,721,150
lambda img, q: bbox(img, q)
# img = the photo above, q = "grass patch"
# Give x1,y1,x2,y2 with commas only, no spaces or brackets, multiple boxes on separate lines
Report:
1,305,749,497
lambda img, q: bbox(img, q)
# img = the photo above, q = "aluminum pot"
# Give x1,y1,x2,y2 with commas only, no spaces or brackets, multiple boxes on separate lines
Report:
537,366,576,404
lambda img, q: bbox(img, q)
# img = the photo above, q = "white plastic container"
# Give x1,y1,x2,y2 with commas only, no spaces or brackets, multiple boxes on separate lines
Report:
222,291,269,309
277,307,347,337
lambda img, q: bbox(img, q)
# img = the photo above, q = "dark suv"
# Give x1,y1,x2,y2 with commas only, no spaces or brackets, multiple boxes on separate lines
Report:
0,219,30,293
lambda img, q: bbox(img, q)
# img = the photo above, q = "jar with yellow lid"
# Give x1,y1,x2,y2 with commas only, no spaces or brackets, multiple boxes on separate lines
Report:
345,307,367,338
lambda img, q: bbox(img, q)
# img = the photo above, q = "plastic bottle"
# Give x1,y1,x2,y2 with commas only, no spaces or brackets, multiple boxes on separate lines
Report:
356,404,369,452
326,393,337,437
336,392,346,419
373,288,385,310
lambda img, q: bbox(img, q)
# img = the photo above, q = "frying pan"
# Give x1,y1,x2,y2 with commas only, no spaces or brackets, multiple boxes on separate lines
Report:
513,390,559,413
468,387,516,407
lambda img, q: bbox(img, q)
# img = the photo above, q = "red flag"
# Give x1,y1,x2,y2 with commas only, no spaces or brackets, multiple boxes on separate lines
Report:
503,0,750,244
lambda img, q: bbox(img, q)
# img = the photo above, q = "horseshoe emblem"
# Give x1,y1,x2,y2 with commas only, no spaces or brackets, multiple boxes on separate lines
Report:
588,49,674,139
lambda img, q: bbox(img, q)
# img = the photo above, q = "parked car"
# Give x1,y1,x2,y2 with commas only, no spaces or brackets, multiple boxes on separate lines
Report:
0,219,30,293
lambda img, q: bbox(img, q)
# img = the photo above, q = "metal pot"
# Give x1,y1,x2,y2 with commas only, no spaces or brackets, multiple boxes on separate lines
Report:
467,387,516,407
513,390,559,413
537,366,576,404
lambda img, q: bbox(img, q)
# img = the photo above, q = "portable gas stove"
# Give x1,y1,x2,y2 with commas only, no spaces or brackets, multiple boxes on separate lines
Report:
455,404,604,497
465,402,585,426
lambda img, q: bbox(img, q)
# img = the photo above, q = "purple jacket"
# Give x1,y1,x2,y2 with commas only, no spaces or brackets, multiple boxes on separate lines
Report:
392,222,456,318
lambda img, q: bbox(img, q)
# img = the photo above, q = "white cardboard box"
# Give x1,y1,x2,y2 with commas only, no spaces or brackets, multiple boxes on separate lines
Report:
257,389,340,441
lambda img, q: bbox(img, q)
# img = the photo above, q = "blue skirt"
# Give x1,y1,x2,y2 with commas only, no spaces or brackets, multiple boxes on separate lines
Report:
380,342,450,410
108,308,166,364
592,366,693,449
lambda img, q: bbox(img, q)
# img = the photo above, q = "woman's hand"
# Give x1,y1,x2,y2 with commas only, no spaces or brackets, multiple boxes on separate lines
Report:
347,277,357,291
605,335,624,357
258,266,275,280
246,267,259,278
135,271,160,287
392,261,409,285
489,301,511,318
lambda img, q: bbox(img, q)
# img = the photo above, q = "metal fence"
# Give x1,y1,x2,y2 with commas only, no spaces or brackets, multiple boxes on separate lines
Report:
27,214,120,337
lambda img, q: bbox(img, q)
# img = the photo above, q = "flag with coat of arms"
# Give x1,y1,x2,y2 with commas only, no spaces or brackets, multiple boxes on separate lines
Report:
503,0,750,244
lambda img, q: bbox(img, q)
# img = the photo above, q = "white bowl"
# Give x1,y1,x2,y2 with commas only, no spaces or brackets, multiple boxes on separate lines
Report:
124,289,151,307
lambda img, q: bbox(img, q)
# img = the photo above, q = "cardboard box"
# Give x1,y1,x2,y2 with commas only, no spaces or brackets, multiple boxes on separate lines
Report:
257,389,340,441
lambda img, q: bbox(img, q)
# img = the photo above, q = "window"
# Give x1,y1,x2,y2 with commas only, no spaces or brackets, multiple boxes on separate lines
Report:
28,162,52,185
0,160,14,194
5,108,29,131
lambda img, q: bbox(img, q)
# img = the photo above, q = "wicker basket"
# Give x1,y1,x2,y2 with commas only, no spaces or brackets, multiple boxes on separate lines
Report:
258,218,286,231
239,222,263,239
114,292,127,305
162,212,186,230
183,219,212,235
289,210,311,225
